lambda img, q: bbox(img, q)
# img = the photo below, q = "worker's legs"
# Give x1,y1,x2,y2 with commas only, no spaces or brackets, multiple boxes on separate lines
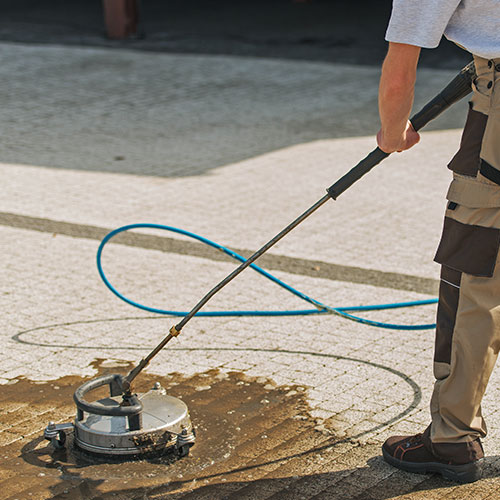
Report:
430,55,500,451
431,204,500,455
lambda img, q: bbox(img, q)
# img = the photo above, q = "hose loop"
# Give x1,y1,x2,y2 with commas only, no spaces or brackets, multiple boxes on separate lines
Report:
97,224,437,331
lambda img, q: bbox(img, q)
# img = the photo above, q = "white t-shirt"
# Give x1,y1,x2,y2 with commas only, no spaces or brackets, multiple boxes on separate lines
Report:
385,0,500,59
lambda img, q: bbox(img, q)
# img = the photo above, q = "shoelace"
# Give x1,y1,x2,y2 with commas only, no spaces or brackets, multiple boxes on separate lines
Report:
405,433,423,447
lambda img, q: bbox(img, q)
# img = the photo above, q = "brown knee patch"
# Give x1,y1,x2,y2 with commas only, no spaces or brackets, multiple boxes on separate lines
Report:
434,217,500,278
447,105,488,177
435,266,461,365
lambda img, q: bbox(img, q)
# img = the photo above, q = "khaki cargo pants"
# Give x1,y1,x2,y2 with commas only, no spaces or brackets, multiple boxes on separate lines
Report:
431,55,500,447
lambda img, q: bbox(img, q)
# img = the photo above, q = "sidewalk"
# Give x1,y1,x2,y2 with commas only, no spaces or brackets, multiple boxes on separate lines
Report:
2,42,499,499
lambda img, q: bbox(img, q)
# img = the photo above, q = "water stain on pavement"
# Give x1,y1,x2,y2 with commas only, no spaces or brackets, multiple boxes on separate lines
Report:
0,360,323,499
1,361,494,499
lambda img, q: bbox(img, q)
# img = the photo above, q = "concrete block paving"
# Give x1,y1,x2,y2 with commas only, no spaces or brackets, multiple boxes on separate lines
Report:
1,41,499,498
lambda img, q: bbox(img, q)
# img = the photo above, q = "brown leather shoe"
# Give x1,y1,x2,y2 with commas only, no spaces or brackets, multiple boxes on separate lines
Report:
382,426,484,483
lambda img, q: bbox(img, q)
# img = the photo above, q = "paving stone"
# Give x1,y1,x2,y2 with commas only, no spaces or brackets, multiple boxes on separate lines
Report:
1,40,498,498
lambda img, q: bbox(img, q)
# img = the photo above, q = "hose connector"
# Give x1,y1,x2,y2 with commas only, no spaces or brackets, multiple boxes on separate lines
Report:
170,325,181,337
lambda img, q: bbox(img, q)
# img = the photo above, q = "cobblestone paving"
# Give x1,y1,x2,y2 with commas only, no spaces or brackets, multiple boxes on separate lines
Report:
2,42,500,498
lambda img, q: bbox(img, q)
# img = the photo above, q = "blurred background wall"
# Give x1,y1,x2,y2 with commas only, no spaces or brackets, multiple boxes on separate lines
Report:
0,0,468,68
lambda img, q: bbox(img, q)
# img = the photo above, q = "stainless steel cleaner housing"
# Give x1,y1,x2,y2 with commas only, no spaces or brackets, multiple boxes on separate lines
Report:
44,381,195,457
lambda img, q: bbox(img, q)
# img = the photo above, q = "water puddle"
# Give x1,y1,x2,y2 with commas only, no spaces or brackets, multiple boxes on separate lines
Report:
1,360,314,498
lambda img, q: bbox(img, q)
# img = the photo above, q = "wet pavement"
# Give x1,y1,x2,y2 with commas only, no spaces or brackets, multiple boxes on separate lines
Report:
1,365,318,499
3,366,500,499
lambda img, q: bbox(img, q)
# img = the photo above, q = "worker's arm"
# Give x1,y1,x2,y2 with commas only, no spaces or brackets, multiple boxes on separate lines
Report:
377,42,422,153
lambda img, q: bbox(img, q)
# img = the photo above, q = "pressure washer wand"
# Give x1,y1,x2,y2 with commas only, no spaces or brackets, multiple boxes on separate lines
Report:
124,61,476,389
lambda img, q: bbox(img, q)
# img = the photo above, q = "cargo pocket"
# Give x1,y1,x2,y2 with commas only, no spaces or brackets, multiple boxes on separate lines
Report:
434,217,500,365
447,103,488,177
434,217,500,277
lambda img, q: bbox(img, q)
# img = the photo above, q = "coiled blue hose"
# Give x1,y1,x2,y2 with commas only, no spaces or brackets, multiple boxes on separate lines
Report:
97,224,437,331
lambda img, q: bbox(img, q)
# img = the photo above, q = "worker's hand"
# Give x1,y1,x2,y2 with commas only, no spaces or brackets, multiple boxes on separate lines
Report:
377,120,420,154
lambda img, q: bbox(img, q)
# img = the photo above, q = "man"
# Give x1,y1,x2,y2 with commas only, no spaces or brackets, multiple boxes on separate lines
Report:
377,0,500,484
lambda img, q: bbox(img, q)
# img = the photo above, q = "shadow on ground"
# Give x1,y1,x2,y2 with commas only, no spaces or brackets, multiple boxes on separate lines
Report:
0,40,469,177
19,439,500,499
48,457,500,500
0,0,471,177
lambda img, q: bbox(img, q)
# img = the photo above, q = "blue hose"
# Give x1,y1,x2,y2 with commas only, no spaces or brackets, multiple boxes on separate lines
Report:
97,224,437,331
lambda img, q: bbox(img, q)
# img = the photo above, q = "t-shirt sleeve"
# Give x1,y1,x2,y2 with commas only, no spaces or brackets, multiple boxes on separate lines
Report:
385,0,462,48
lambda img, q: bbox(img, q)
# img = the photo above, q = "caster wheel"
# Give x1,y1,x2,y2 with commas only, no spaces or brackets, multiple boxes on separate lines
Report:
50,431,66,449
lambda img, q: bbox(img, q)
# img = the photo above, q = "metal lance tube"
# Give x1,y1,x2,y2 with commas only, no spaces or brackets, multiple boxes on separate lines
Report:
123,61,476,389
124,194,331,387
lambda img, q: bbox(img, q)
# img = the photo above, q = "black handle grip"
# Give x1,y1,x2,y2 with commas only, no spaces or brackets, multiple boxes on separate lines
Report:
327,147,389,199
410,60,476,131
74,374,143,417
327,61,476,200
